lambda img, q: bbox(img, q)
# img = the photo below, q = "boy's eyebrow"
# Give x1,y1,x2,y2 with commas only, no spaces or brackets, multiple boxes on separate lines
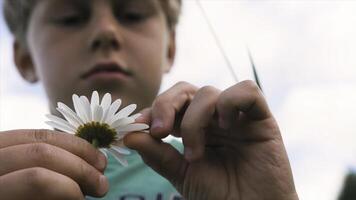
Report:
112,0,159,10
41,0,90,12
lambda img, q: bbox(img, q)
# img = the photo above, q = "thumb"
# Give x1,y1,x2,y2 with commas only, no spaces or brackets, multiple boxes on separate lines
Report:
124,132,187,187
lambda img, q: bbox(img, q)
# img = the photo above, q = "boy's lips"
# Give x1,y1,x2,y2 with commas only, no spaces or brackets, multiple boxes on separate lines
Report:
81,62,132,80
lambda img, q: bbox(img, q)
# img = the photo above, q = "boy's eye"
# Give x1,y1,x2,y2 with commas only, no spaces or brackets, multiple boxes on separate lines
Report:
53,14,88,26
119,12,148,24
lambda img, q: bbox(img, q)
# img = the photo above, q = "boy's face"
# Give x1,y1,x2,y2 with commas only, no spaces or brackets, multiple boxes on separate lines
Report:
15,0,175,112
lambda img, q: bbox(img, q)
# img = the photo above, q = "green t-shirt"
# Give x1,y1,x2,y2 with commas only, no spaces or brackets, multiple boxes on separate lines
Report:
87,140,183,200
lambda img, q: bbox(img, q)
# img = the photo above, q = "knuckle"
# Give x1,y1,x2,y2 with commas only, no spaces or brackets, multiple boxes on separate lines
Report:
240,80,259,91
152,95,170,109
197,86,219,106
28,143,54,164
174,81,190,88
25,167,49,190
25,168,84,200
199,86,218,95
176,81,197,92
71,136,88,153
32,129,51,143
78,159,90,178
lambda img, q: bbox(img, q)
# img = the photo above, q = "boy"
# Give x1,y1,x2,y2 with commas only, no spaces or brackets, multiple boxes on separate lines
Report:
2,0,298,199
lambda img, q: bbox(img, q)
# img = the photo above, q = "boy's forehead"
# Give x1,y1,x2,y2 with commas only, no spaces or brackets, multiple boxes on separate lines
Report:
41,0,159,7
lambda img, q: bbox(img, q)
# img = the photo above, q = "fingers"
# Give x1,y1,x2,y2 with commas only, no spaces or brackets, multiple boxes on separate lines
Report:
150,82,198,139
0,167,84,200
135,108,152,125
140,81,271,162
217,80,272,129
180,86,220,161
124,133,186,186
0,129,106,172
0,143,109,197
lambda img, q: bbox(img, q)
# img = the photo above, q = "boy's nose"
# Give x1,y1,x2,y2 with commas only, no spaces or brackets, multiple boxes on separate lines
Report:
89,7,123,53
90,30,120,52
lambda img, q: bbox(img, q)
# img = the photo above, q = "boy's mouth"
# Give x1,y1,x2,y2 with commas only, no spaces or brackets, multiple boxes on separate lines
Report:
81,62,132,80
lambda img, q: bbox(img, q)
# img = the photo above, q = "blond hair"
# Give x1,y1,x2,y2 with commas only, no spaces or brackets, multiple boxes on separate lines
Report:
3,0,182,46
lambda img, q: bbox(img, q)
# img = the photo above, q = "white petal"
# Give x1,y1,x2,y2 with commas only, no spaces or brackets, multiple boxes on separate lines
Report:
93,105,103,122
130,113,142,120
56,108,81,128
100,94,112,123
101,93,112,111
104,99,122,123
80,96,92,121
116,132,128,140
45,121,76,134
110,104,136,124
45,114,76,130
91,91,99,115
99,148,108,159
112,139,125,146
111,117,135,129
57,102,84,125
101,109,109,123
73,94,88,123
111,146,131,155
107,148,128,167
117,123,149,133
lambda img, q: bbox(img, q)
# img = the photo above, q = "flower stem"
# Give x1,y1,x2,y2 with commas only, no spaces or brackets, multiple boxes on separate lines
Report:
92,139,99,148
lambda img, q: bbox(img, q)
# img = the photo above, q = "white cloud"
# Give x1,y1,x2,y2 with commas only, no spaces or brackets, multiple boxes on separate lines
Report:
0,94,49,130
278,84,356,200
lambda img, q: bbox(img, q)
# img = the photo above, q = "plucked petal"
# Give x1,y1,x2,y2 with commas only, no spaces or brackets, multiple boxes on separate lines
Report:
111,117,135,129
57,102,84,125
107,148,128,167
45,114,76,130
45,121,76,134
117,123,149,133
130,113,142,120
109,104,136,124
55,108,80,128
104,99,122,123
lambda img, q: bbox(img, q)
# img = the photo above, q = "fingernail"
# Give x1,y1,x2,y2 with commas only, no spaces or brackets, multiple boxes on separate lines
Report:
184,147,193,161
99,175,109,195
97,152,107,171
135,115,143,122
151,119,164,131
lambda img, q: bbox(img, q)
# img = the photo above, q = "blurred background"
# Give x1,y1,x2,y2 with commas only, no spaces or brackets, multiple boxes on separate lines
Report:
1,0,356,199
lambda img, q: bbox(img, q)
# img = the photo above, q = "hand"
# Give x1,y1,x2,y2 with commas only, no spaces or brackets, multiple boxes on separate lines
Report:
0,129,109,200
125,81,298,200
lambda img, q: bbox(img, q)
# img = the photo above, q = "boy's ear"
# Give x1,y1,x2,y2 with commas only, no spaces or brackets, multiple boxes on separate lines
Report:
163,31,176,73
13,40,38,83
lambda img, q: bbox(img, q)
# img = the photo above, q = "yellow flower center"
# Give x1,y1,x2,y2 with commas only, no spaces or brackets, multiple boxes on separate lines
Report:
75,122,117,148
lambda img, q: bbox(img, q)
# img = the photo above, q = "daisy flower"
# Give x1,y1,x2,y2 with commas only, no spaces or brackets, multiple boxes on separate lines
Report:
45,91,149,166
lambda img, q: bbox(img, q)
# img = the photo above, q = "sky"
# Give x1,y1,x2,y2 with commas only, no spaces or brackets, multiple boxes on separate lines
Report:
1,0,356,199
